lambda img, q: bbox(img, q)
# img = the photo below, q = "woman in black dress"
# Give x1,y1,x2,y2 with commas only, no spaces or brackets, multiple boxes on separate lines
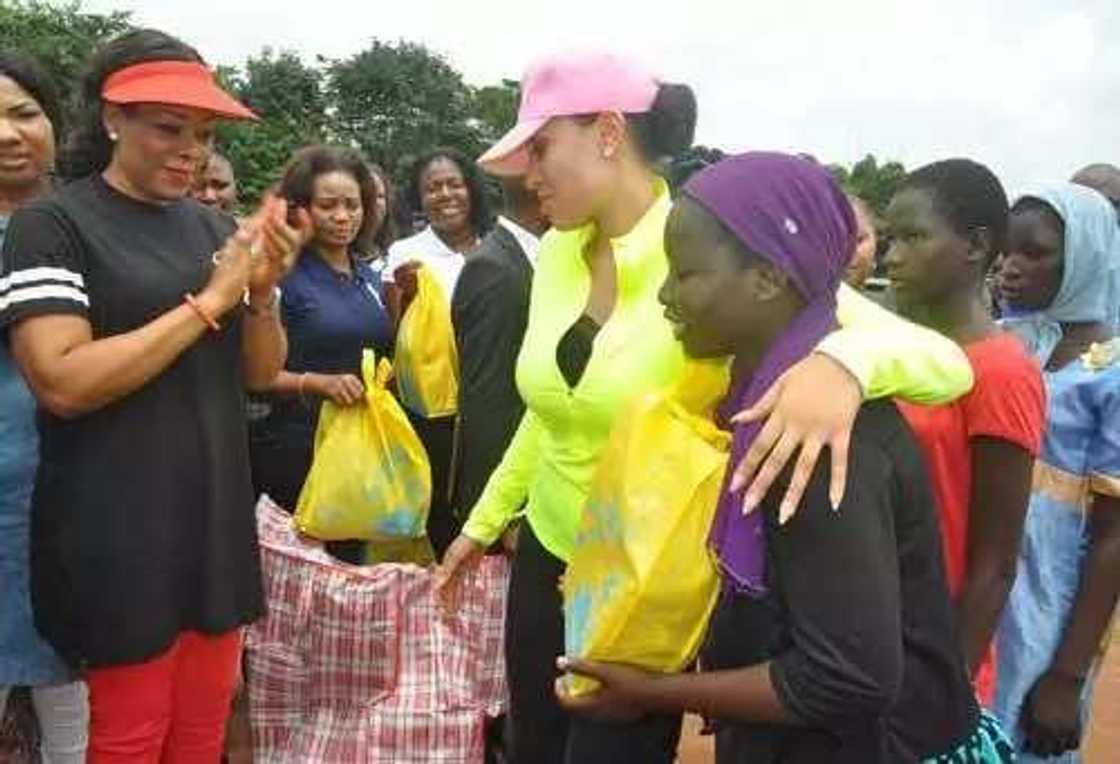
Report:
0,29,307,760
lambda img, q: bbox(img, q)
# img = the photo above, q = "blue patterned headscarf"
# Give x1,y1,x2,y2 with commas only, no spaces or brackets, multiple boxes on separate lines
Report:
1002,183,1120,366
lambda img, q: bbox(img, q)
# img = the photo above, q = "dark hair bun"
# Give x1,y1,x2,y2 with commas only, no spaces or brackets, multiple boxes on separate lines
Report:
644,82,697,158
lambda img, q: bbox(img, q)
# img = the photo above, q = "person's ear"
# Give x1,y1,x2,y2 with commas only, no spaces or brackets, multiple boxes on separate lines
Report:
594,111,627,161
967,227,994,268
746,262,791,303
102,104,126,143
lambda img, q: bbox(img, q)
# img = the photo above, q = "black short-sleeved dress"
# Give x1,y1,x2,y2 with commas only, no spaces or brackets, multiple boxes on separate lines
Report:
0,176,263,670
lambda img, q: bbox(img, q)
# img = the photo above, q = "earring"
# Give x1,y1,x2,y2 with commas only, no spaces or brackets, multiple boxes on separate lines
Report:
108,131,119,142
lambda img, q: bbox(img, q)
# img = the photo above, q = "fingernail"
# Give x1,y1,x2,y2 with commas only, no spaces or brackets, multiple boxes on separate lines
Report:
741,492,758,515
830,494,841,512
730,473,745,492
557,656,569,670
779,501,793,525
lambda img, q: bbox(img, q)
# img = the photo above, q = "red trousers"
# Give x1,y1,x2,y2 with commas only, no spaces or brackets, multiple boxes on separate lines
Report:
85,630,241,764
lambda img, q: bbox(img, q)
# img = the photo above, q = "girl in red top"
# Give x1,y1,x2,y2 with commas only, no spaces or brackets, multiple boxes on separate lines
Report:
884,159,1046,704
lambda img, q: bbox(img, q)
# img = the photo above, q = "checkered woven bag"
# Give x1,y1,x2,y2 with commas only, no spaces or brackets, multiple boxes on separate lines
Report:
248,497,509,763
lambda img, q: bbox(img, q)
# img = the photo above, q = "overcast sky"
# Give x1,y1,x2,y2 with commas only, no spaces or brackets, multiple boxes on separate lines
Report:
83,0,1118,195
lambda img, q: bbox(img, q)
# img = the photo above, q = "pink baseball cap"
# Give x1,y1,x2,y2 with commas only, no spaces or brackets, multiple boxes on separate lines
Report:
478,51,660,176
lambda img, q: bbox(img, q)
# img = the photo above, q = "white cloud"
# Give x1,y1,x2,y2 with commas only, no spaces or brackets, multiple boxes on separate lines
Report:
80,0,1118,194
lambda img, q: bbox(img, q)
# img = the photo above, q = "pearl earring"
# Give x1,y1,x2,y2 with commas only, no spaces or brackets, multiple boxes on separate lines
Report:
108,131,119,142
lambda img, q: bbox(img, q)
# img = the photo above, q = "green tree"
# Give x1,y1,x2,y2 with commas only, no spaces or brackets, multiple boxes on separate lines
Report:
831,154,907,215
0,0,132,125
216,49,328,206
325,41,487,180
470,79,519,142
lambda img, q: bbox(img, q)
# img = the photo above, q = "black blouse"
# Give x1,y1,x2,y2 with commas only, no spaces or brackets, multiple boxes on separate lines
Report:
703,401,978,763
556,313,601,388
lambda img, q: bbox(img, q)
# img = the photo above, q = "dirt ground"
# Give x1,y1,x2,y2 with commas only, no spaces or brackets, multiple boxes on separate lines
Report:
1085,622,1120,762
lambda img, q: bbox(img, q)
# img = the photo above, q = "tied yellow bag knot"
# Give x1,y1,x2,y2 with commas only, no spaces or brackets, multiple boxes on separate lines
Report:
563,358,732,696
394,265,459,418
294,350,432,541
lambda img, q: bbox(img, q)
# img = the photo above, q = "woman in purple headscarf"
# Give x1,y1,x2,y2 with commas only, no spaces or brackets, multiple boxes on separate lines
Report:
557,153,1013,762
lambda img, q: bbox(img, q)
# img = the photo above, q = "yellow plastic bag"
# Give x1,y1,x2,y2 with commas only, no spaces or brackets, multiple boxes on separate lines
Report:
363,536,436,566
294,350,432,541
563,358,732,695
394,265,459,418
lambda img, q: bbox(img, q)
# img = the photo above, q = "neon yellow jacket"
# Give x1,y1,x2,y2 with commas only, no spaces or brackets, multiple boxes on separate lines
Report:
462,181,973,561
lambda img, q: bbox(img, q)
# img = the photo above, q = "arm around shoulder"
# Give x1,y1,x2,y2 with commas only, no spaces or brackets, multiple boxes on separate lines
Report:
819,283,974,404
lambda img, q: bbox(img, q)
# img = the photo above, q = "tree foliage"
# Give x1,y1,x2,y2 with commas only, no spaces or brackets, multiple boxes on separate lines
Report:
470,79,519,144
1,2,911,220
0,5,524,207
215,49,328,204
831,154,908,216
325,41,488,179
0,0,131,128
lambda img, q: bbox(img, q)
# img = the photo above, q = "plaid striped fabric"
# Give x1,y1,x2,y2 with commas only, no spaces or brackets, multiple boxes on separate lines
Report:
248,497,509,763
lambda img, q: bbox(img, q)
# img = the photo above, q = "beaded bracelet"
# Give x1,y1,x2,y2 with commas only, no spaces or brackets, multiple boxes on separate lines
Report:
184,293,220,331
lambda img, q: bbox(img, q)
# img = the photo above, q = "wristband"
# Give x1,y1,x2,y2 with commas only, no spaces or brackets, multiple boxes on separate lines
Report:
244,286,280,316
184,293,220,331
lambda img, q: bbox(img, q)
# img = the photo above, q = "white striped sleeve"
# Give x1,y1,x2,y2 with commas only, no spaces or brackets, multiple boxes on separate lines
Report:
0,208,90,325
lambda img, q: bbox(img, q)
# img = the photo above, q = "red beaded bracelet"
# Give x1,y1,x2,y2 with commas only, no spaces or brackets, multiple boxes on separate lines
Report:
184,293,220,332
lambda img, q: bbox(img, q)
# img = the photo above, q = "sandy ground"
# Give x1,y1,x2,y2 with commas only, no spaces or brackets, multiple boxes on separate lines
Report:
1084,622,1120,762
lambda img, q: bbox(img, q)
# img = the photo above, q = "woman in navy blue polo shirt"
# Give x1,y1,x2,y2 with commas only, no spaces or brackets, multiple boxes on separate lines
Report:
251,146,393,560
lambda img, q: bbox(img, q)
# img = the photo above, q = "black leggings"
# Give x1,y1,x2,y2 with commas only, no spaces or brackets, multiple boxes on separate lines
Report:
407,412,459,560
505,523,682,764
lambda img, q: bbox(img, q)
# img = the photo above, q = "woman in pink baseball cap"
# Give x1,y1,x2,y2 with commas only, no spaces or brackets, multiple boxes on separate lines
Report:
437,50,976,763
441,51,702,763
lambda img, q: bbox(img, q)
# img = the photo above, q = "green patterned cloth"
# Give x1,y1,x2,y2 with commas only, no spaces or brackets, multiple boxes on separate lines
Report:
926,711,1015,763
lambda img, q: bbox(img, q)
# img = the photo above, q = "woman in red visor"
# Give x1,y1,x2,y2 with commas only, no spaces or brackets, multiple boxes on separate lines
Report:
0,29,309,762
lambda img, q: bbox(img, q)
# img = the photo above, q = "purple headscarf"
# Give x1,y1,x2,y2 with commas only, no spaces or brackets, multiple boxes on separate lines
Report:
684,152,856,594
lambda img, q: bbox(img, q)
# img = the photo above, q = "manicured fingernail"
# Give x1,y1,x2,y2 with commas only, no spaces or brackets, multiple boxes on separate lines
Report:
730,473,745,492
830,494,841,512
779,501,793,525
556,656,569,670
741,492,759,515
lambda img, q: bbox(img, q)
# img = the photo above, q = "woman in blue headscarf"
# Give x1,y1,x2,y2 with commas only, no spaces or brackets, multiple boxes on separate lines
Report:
995,183,1120,762
557,153,1012,763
